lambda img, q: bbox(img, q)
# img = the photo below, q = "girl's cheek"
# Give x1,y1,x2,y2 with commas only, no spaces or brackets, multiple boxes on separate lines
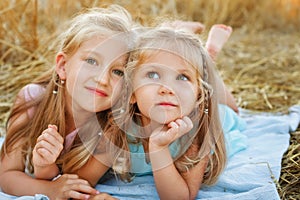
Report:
115,79,124,89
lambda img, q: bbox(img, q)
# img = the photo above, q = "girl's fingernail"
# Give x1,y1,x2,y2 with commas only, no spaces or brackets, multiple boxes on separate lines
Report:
48,124,58,130
171,122,179,128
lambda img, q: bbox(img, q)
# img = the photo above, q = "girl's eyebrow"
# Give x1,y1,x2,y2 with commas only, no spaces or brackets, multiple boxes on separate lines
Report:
82,50,126,66
140,63,158,67
138,63,159,71
143,63,194,74
177,68,194,75
112,59,127,66
82,50,103,59
139,62,195,76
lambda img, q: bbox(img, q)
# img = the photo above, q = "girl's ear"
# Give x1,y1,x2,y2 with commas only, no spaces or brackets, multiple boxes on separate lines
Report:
55,52,67,80
130,94,136,104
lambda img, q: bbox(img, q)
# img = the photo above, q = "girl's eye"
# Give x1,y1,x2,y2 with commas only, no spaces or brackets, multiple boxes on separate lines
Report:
147,71,159,79
112,69,124,77
85,58,98,66
177,74,189,81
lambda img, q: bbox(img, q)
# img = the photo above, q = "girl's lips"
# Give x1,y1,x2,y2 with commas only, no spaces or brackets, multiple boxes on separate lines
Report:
158,102,177,107
86,87,108,97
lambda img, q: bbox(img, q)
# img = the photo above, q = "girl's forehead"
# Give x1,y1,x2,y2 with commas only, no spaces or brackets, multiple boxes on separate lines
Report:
77,35,129,61
81,35,129,51
143,50,184,62
141,50,197,71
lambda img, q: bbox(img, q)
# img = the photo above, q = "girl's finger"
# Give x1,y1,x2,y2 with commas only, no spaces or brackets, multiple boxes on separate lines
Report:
37,132,64,152
39,126,63,144
59,174,91,185
70,184,99,196
182,116,193,125
35,140,61,160
168,121,179,129
175,119,187,129
60,174,79,180
66,190,91,200
182,116,193,129
90,193,118,200
36,147,55,160
48,124,58,131
45,126,64,144
177,117,193,132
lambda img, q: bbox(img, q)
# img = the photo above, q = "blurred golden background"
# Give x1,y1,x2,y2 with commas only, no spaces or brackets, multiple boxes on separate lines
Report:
0,0,299,198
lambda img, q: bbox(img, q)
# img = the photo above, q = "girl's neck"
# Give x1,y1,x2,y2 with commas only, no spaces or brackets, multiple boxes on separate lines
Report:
140,117,166,136
65,106,94,135
64,113,76,134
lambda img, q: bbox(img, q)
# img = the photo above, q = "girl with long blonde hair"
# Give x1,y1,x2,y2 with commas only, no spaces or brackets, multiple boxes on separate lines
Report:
118,27,226,199
0,4,133,200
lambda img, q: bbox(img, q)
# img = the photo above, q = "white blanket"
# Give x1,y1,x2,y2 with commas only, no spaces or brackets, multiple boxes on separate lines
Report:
0,105,299,200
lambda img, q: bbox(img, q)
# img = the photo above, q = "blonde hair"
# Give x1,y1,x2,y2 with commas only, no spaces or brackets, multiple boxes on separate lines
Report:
110,27,226,185
0,4,133,174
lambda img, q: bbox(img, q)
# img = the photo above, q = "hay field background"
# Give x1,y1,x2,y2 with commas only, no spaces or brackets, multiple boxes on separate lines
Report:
0,0,299,199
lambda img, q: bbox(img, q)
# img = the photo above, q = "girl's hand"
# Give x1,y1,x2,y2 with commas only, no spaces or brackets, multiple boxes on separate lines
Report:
33,124,64,167
89,193,119,200
49,174,99,200
149,116,193,149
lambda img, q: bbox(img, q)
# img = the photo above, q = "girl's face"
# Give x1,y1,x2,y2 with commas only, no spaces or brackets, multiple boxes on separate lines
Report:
131,50,199,126
56,36,128,116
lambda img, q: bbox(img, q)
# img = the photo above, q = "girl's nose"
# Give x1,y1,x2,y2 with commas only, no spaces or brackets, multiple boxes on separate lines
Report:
158,84,174,95
94,70,109,85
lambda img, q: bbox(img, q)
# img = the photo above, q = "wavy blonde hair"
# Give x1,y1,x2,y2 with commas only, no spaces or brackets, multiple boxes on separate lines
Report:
109,27,226,185
0,4,134,174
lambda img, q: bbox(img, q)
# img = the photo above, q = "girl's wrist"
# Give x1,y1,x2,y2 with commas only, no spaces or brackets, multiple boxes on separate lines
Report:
34,163,60,179
148,139,168,152
33,162,55,169
148,146,173,171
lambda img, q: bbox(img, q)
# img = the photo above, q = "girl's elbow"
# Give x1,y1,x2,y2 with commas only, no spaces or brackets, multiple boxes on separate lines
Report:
188,187,201,200
189,194,197,200
171,190,192,200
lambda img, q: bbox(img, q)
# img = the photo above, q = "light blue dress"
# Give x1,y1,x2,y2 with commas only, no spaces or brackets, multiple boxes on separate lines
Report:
127,104,248,176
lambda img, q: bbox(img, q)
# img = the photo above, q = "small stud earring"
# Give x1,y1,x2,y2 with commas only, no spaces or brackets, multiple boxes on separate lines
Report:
61,80,65,84
204,108,208,114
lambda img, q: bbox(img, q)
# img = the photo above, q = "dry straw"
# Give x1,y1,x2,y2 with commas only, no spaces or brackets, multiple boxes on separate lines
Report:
0,0,299,198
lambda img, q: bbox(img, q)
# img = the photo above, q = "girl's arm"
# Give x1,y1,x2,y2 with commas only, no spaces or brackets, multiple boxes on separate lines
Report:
0,91,98,199
149,117,207,200
0,141,98,199
215,73,239,113
76,153,111,187
33,163,60,180
149,145,208,200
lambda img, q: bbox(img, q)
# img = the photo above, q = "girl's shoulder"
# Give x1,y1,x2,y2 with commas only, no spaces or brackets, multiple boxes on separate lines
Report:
20,83,46,102
17,84,46,119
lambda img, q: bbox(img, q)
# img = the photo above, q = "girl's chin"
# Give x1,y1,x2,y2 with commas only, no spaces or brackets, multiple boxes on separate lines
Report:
142,115,181,126
152,118,179,126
